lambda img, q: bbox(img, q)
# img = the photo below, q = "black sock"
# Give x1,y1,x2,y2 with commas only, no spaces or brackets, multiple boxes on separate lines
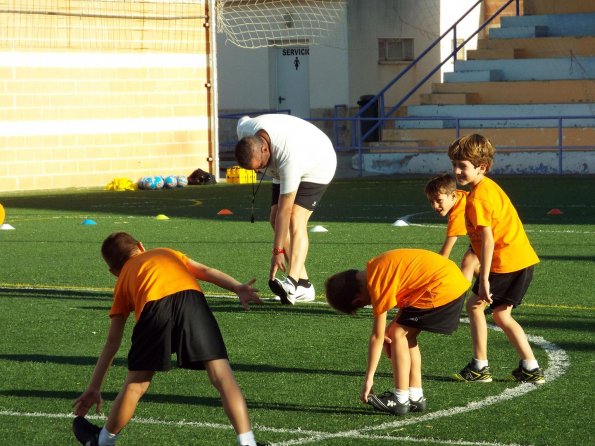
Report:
297,278,311,287
287,276,298,287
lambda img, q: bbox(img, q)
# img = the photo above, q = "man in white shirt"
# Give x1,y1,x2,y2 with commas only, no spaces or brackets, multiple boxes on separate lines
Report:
235,114,337,304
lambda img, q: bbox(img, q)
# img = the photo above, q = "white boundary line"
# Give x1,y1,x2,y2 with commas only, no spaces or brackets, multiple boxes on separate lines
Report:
0,301,569,446
267,319,569,446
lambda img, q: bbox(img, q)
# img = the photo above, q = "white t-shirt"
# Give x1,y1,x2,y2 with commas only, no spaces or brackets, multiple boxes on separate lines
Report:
237,114,337,194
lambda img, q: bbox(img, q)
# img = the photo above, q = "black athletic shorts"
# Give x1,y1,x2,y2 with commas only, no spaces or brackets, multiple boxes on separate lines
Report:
471,265,534,309
128,290,228,371
396,294,466,335
271,182,329,211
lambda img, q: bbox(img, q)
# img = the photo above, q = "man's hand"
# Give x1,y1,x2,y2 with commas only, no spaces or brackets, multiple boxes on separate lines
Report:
269,253,287,279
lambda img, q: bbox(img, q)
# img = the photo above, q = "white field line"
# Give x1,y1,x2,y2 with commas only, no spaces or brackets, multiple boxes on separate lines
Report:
0,309,568,446
271,319,569,446
397,210,595,234
0,409,537,446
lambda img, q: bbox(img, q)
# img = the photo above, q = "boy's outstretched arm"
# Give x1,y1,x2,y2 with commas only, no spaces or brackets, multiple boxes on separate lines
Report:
361,312,387,404
187,259,262,310
439,236,458,258
73,315,126,416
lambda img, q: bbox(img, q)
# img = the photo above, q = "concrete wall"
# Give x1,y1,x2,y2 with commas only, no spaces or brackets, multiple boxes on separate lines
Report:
354,150,595,174
216,0,450,115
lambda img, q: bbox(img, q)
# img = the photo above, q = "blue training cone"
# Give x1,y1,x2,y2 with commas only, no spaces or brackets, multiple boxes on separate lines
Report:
81,218,97,225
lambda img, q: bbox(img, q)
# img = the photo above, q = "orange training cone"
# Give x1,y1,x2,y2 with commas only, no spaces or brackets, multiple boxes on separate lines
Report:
547,208,563,215
217,209,233,215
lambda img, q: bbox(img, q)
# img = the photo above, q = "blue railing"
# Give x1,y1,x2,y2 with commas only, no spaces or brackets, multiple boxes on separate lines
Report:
353,0,520,146
219,112,595,175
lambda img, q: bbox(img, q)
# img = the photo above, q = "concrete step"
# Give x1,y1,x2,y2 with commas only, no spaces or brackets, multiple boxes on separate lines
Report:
466,48,526,60
496,12,595,37
429,80,595,104
382,127,595,149
476,36,595,58
447,57,595,82
419,92,481,105
400,103,595,128
443,69,503,83
524,0,595,15
489,25,548,39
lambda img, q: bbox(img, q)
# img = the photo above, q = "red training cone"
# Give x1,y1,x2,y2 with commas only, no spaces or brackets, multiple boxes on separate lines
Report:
217,209,233,215
547,208,563,215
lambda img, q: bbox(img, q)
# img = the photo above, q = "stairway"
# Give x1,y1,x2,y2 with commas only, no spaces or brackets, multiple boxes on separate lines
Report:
358,0,595,175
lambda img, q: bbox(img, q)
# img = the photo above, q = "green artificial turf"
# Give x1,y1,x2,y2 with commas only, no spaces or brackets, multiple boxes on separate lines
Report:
0,176,593,445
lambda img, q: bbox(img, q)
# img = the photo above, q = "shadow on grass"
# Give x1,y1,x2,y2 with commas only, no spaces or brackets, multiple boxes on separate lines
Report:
2,177,593,225
0,389,377,415
0,287,112,302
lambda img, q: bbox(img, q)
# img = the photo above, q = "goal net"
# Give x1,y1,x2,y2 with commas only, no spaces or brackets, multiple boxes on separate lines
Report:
215,0,346,48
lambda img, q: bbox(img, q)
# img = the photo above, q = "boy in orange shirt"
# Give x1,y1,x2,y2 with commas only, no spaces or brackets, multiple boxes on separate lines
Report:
424,173,479,281
448,134,544,384
325,249,470,415
73,232,265,446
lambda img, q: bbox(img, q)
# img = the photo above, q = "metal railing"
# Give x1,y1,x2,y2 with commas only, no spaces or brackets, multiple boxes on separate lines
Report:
219,112,595,175
353,0,520,147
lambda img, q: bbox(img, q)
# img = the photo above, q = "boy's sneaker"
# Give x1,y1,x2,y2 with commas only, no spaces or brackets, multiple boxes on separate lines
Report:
512,361,545,384
409,397,428,412
294,283,315,302
367,391,410,416
452,362,493,383
268,277,297,305
72,416,101,446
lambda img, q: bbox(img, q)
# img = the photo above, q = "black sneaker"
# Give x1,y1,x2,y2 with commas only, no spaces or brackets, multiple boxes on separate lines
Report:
409,397,428,412
452,362,493,382
367,391,410,415
72,416,101,446
512,361,545,384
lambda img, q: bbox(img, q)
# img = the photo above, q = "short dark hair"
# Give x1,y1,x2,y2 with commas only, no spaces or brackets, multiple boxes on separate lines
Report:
101,232,140,272
425,173,457,198
234,136,262,168
325,269,361,315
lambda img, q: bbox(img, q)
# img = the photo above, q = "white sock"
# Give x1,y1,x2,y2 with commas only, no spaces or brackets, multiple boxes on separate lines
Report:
522,359,539,371
98,427,118,446
409,387,424,402
472,358,488,370
393,389,409,404
237,431,256,446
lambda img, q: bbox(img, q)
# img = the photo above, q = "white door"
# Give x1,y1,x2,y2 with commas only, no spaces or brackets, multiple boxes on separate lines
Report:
275,46,310,118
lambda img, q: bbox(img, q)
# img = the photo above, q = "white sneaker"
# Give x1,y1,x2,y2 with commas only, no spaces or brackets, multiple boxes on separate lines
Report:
268,277,297,305
294,283,315,302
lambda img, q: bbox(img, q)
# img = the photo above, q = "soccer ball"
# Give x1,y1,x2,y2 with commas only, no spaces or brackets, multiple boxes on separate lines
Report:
143,176,157,190
176,175,188,187
137,177,146,190
154,176,165,189
164,175,178,189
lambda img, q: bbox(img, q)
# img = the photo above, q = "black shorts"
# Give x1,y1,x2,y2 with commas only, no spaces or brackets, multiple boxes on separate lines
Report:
471,265,534,309
128,290,228,371
396,294,465,335
271,182,329,211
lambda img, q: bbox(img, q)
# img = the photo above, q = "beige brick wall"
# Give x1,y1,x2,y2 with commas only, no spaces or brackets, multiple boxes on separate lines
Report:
0,0,215,192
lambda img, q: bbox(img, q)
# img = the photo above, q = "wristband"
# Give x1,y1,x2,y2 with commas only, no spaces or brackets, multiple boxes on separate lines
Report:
272,247,285,255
